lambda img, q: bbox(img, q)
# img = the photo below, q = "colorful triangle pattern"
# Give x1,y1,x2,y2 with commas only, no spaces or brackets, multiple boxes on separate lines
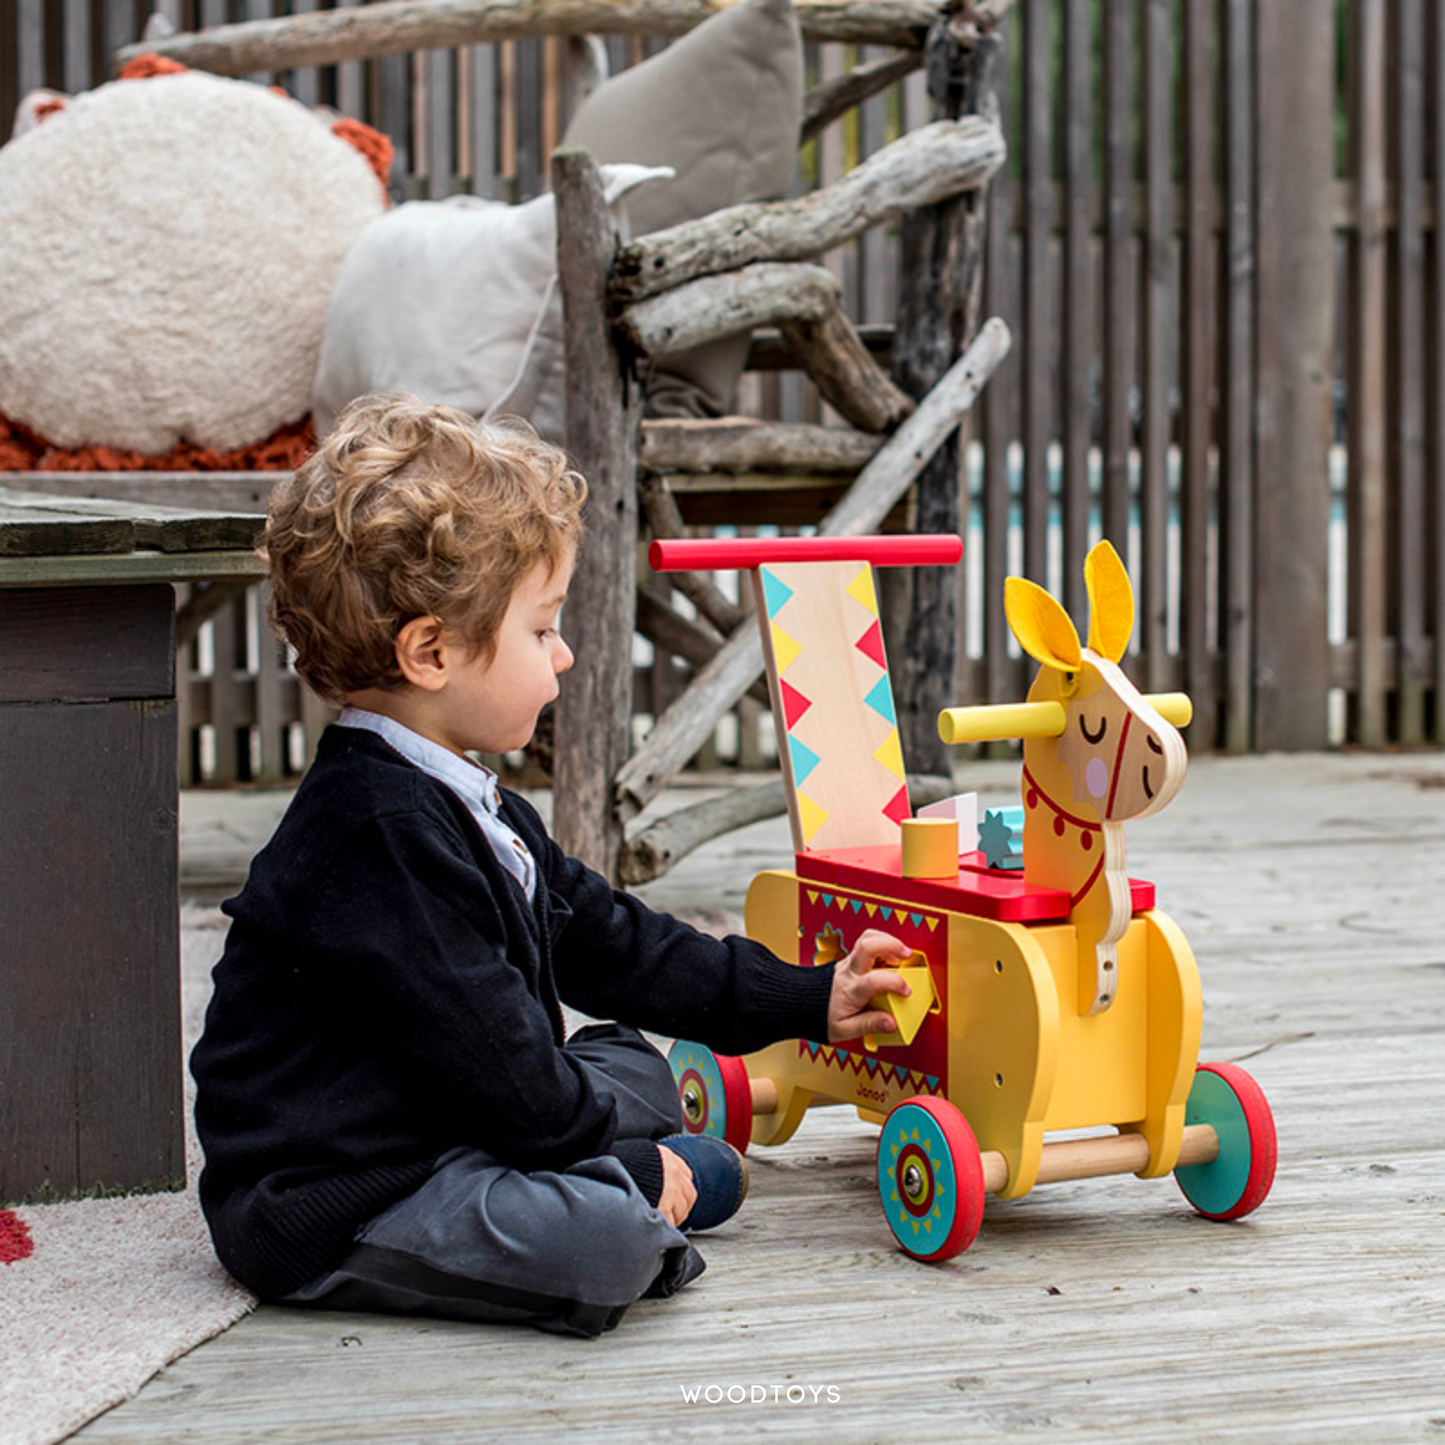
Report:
771,623,801,674
779,677,813,730
846,566,879,615
760,568,793,618
789,735,822,787
797,792,830,843
855,619,886,668
863,674,895,724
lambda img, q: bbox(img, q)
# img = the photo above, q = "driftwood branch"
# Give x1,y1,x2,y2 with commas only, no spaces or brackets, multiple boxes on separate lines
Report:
613,118,1005,303
550,147,642,878
746,323,893,371
617,770,959,884
118,0,946,75
636,474,745,634
801,48,923,143
642,418,883,474
613,316,1011,819
622,264,913,433
635,588,771,707
780,306,914,432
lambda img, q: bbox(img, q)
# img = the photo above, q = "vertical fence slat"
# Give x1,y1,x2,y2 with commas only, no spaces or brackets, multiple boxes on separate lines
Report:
62,0,92,91
469,42,497,195
425,44,455,196
1218,0,1255,752
1180,2,1215,738
1020,0,1050,588
17,0,45,95
1100,0,1132,556
334,0,365,118
1139,0,1171,691
1350,0,1389,746
1060,0,1092,625
1433,0,1445,742
1254,0,1335,749
1395,0,1427,742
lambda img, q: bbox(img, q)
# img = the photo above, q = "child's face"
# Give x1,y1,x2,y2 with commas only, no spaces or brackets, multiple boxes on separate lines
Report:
436,554,575,756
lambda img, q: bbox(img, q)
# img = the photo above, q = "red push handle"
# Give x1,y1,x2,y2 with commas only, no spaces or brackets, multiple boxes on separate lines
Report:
649,534,963,572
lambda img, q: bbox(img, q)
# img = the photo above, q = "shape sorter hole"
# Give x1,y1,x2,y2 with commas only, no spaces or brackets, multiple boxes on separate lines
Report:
814,925,847,968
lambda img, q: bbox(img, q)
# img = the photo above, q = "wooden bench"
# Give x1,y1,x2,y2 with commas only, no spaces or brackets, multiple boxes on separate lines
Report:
0,489,263,1202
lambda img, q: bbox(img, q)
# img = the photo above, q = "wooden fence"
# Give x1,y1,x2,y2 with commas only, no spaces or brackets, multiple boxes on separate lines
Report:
2,0,1442,784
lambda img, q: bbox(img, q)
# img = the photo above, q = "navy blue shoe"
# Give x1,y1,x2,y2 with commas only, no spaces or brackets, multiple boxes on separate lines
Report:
660,1133,749,1233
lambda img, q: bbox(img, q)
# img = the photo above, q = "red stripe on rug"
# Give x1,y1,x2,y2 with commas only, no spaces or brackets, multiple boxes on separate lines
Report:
0,1209,34,1264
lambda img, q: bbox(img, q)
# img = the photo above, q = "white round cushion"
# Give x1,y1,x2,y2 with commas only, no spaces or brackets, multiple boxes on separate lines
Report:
0,71,384,453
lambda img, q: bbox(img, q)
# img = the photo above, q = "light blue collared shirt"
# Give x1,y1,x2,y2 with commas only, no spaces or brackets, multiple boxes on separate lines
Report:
337,706,536,902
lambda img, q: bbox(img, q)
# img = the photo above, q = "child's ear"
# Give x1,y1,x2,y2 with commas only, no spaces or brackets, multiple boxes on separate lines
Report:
394,616,449,692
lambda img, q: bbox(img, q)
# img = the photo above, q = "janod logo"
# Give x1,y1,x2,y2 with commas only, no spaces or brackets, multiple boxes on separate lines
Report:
679,1383,842,1405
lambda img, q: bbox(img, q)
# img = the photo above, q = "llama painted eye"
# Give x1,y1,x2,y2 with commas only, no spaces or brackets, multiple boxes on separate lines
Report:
1079,714,1107,745
1146,734,1163,754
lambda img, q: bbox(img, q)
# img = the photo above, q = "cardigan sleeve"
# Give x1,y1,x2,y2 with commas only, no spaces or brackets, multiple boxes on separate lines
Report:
301,807,621,1172
515,802,836,1054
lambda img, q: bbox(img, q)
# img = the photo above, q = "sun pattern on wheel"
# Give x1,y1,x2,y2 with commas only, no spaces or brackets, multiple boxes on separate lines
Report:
876,1096,985,1261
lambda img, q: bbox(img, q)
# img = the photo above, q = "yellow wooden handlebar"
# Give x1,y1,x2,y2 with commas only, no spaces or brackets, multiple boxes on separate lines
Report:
938,693,1193,744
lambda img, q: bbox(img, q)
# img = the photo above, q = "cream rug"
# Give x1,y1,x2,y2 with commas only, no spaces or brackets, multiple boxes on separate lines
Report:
0,907,255,1445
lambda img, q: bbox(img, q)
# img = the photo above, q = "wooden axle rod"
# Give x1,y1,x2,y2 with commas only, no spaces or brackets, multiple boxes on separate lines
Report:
747,1079,1218,1193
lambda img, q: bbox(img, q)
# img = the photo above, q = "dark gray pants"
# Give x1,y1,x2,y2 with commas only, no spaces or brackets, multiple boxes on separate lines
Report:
280,1025,705,1337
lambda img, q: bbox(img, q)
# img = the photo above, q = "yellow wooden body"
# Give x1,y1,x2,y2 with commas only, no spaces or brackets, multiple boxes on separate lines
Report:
743,869,1203,1196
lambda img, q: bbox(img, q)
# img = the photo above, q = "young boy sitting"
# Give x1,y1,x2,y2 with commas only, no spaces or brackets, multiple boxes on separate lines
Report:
191,395,912,1337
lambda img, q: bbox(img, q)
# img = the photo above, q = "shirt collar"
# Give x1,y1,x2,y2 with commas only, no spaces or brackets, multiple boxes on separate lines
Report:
337,706,502,816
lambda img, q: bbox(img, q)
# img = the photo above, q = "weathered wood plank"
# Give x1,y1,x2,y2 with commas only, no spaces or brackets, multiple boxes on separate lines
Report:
0,471,281,513
118,0,947,75
72,753,1445,1442
0,488,264,552
0,584,173,702
1218,0,1255,754
1392,0,1427,743
1253,0,1334,749
0,607,183,1202
1179,1,1214,742
1138,0,1171,694
641,417,882,474
1100,0,1132,554
1060,0,1091,625
0,501,133,556
1348,0,1389,747
1019,0,1050,588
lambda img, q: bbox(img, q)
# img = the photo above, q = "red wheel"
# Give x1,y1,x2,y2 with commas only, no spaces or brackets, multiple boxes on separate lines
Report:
1175,1062,1277,1221
668,1041,752,1155
876,1096,986,1262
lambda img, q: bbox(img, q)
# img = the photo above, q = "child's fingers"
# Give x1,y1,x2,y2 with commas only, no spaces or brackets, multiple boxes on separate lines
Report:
864,967,912,1000
831,1011,899,1042
845,930,911,971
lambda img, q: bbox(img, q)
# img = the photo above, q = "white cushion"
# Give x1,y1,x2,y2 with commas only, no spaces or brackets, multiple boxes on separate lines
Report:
311,165,670,443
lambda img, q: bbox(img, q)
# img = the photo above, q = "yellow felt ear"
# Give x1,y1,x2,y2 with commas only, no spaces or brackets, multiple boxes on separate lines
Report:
1004,576,1083,672
1084,540,1134,663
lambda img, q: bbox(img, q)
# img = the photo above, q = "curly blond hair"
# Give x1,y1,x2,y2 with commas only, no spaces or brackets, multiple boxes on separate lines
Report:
264,395,586,704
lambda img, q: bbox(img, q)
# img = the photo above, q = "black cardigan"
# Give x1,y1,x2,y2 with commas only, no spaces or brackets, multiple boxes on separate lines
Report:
191,725,832,1297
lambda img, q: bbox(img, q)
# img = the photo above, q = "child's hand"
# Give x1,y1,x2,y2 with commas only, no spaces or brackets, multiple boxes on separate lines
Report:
827,930,912,1043
656,1144,698,1228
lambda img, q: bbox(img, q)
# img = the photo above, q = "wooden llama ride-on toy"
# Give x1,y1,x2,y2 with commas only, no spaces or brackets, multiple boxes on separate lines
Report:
653,534,1277,1261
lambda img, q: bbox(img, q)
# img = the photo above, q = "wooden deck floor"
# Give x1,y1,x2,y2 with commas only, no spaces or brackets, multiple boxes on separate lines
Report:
78,753,1445,1444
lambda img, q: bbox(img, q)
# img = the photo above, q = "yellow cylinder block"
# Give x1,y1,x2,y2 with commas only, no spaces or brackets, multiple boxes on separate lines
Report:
900,816,959,878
